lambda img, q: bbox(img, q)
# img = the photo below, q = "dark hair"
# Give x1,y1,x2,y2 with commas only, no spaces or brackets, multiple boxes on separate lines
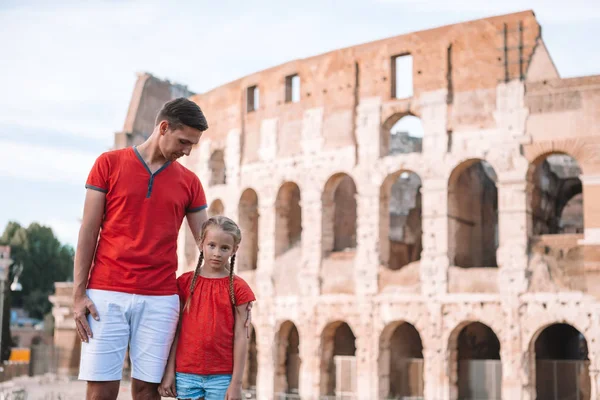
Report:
155,97,208,132
184,216,242,313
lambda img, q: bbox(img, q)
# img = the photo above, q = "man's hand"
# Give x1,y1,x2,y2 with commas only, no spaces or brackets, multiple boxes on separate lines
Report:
73,294,99,343
225,382,242,400
158,368,177,398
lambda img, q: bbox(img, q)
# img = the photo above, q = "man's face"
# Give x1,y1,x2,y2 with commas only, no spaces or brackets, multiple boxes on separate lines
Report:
159,121,203,162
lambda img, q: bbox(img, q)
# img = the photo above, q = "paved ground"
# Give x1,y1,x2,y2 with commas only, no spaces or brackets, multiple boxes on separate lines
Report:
0,375,170,399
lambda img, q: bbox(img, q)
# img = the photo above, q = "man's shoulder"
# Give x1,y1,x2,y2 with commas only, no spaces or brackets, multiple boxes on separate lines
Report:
173,161,197,176
173,161,202,184
97,147,131,163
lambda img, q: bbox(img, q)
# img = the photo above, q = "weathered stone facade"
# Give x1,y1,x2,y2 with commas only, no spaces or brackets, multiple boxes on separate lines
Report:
52,10,600,400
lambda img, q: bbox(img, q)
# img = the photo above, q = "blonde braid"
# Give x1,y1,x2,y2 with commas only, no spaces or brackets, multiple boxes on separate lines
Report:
229,254,237,307
184,251,203,313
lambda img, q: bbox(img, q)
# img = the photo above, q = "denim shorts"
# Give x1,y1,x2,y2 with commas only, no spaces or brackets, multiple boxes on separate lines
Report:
175,372,232,400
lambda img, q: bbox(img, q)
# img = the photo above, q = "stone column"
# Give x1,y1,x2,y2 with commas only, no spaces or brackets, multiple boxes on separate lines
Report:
579,174,600,297
226,129,242,189
298,322,320,400
354,317,374,400
355,97,382,162
419,89,449,156
496,170,530,294
420,178,449,297
299,187,322,297
422,304,444,400
256,197,276,297
354,175,380,296
256,320,276,400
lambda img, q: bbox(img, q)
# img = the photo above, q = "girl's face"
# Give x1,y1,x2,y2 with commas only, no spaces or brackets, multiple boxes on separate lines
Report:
202,227,238,271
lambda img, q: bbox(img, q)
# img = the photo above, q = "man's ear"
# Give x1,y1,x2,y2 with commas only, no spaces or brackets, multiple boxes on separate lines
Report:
159,120,169,135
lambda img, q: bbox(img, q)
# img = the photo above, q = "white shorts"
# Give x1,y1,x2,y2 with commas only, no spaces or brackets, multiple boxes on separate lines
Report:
78,289,179,383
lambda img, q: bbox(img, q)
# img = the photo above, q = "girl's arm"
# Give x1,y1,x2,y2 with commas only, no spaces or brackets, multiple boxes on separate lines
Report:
229,302,252,394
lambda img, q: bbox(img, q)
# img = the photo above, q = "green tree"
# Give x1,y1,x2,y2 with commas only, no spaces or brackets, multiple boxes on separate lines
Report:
0,221,73,318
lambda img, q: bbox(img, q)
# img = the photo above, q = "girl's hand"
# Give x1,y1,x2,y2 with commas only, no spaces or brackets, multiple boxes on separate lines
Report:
225,383,242,400
158,369,177,398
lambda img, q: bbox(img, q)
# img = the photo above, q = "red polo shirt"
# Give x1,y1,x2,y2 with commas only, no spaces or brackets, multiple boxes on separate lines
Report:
85,147,207,296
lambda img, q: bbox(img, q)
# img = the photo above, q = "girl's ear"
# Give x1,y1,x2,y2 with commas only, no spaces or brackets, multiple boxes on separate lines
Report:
232,245,239,254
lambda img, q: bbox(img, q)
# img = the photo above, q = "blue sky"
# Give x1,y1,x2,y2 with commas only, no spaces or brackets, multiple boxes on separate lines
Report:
0,0,599,247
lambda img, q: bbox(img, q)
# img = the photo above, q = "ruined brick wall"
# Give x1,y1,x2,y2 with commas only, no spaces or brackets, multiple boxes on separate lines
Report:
171,10,600,400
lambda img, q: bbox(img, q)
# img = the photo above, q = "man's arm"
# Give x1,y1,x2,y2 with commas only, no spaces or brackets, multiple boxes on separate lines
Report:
72,189,105,342
186,208,208,243
159,309,182,398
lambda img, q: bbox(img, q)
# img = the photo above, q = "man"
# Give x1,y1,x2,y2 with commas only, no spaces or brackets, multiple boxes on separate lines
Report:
73,98,250,400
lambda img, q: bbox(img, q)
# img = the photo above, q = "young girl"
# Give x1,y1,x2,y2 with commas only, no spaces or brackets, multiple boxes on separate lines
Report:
159,216,256,400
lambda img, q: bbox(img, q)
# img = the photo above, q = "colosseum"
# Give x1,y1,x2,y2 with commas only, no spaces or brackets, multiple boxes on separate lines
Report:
49,9,600,400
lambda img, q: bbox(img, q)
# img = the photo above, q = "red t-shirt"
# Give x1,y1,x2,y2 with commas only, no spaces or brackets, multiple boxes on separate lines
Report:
175,272,256,375
85,147,207,296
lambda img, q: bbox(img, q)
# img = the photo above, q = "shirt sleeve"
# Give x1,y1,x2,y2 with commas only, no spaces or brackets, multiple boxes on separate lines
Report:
177,274,191,305
85,152,110,193
187,174,207,213
234,277,256,306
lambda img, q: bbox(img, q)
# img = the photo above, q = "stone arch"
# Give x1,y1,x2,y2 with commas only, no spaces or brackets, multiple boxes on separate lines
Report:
448,321,502,400
526,152,583,236
529,322,590,400
379,170,422,270
238,189,259,271
275,182,302,257
243,324,258,397
322,174,357,254
208,149,226,186
208,199,225,217
274,321,301,397
448,159,498,268
320,321,357,397
378,321,424,400
381,113,424,156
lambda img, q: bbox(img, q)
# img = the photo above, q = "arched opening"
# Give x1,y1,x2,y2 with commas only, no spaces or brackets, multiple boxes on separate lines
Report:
534,323,590,400
238,189,259,271
448,160,498,268
381,114,423,156
322,174,357,254
275,182,302,256
451,322,501,400
208,150,226,186
527,153,585,291
274,321,301,397
320,322,356,398
528,153,583,235
208,199,224,217
380,171,422,270
242,325,258,399
379,322,424,400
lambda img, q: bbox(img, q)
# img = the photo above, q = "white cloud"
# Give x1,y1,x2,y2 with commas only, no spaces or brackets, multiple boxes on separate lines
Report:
0,139,97,185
